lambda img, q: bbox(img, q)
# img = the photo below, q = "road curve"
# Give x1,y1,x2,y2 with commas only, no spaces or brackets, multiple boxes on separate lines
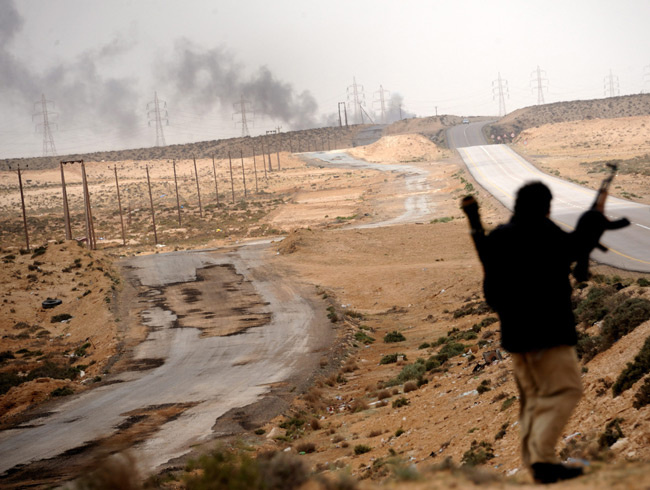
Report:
457,143,650,273
0,242,330,476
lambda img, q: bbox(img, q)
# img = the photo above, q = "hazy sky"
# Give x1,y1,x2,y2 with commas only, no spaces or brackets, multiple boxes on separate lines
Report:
1,0,649,158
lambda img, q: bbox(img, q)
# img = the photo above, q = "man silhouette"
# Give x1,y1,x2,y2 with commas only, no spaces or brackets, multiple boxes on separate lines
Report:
464,181,620,484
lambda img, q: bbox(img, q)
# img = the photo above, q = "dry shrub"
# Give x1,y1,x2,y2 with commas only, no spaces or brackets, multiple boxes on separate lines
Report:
377,389,391,400
342,360,359,373
350,398,369,413
325,374,337,387
303,387,322,406
391,387,400,396
296,442,316,454
310,418,321,431
368,429,382,438
76,452,140,490
332,434,345,444
403,382,418,393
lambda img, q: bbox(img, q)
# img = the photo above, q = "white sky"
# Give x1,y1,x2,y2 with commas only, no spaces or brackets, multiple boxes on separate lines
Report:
1,0,649,158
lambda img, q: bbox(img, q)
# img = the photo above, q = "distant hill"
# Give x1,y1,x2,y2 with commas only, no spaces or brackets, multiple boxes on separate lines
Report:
488,93,650,141
0,125,371,171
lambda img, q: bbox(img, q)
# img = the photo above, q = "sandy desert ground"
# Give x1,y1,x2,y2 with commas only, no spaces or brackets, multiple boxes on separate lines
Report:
1,115,650,489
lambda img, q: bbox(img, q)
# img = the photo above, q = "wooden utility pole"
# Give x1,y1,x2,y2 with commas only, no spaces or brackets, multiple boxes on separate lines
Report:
172,160,182,226
193,158,203,218
145,165,158,245
228,151,235,203
17,165,30,251
113,166,126,246
59,161,72,240
251,147,259,193
211,156,220,205
276,149,281,171
240,148,247,197
80,161,97,250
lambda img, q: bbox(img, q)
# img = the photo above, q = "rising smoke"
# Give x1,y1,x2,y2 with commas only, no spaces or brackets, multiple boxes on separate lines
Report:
159,38,319,129
0,0,141,145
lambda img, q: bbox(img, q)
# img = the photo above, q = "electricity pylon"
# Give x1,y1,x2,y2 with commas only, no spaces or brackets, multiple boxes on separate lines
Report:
492,73,509,117
530,65,548,105
147,92,168,147
33,94,57,157
347,77,366,124
604,69,620,97
374,85,390,124
233,95,253,137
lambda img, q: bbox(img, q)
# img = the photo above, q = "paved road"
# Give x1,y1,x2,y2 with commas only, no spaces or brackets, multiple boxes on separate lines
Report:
0,242,329,476
447,122,650,273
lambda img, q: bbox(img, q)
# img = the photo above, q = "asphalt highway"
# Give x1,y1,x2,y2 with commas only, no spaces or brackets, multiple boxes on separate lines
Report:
447,122,650,273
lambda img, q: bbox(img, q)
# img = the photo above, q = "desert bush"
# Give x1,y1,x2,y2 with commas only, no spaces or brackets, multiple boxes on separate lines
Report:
0,371,23,395
368,429,382,438
377,389,391,401
309,419,321,431
500,396,517,411
51,313,72,323
354,445,372,455
574,286,617,324
403,382,418,393
395,428,405,437
390,363,425,386
379,353,406,365
350,399,369,413
384,331,406,343
452,301,490,318
51,386,74,397
494,423,509,441
612,335,650,396
295,442,316,454
0,350,15,363
418,342,430,349
391,397,409,408
185,448,308,490
477,379,491,395
461,440,495,466
633,377,650,409
326,306,338,323
29,361,79,381
576,331,602,362
354,331,375,344
472,317,498,333
637,277,650,287
601,298,650,350
598,418,624,449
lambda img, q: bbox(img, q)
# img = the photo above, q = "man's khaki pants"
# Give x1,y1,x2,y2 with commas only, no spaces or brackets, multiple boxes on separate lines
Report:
510,345,583,467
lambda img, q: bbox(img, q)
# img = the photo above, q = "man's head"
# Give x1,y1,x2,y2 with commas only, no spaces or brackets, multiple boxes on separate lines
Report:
514,181,552,218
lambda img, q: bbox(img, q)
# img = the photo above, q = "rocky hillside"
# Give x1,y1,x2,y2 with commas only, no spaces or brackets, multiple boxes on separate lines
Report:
0,125,370,172
488,93,650,142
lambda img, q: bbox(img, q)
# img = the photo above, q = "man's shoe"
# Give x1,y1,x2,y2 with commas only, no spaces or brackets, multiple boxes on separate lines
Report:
531,462,584,484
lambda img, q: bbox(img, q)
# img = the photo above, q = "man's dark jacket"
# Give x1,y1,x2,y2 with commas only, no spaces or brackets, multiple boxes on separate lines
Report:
481,215,580,353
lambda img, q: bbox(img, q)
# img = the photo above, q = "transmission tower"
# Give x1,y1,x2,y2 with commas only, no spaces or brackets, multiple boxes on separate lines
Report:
642,64,650,94
147,92,168,147
233,95,253,137
530,65,548,105
492,73,509,117
604,69,620,97
33,94,57,157
347,77,366,124
373,85,390,124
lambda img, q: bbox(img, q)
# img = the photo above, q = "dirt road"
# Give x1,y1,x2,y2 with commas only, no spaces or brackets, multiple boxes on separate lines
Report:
0,241,332,480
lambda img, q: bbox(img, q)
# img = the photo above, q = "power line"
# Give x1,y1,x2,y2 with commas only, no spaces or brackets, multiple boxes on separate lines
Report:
32,94,57,157
147,91,168,147
604,69,620,97
233,95,253,137
530,65,548,105
374,85,390,124
492,73,509,117
347,77,366,124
